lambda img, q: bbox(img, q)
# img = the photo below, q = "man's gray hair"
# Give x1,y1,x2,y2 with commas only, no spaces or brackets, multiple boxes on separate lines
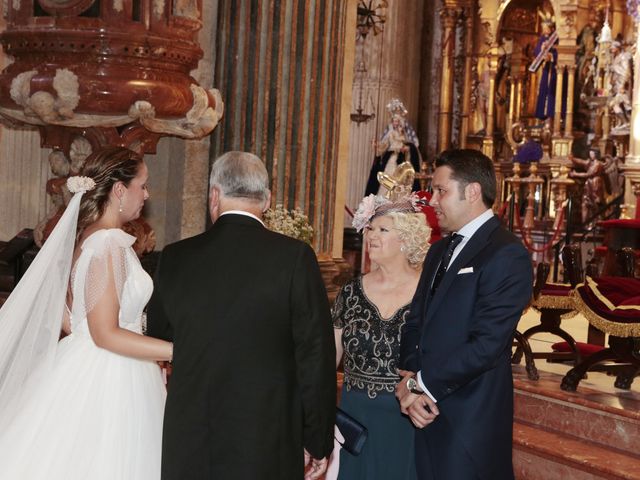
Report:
209,151,270,202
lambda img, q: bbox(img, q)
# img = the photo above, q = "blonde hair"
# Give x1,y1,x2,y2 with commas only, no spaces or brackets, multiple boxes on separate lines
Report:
388,212,430,268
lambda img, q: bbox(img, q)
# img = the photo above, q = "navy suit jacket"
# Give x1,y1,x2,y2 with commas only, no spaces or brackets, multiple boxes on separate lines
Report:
400,215,532,480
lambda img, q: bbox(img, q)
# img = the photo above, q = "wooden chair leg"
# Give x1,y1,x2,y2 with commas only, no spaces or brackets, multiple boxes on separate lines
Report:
561,348,617,392
515,312,581,366
513,331,539,381
562,336,640,391
614,366,639,390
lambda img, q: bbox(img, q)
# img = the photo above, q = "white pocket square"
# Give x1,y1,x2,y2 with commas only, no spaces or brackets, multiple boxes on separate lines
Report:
458,267,474,274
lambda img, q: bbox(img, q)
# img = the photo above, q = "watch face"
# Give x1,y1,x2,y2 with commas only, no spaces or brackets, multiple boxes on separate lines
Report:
407,377,416,390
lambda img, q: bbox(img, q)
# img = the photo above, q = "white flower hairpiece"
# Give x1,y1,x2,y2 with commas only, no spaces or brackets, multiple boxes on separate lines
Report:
352,194,389,232
352,192,424,233
67,175,96,194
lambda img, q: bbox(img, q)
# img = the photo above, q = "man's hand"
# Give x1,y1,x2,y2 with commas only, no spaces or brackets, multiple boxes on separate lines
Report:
406,394,438,428
304,450,328,480
396,370,439,428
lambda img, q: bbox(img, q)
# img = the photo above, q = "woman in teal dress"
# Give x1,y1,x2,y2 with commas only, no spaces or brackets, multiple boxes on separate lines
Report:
332,194,430,480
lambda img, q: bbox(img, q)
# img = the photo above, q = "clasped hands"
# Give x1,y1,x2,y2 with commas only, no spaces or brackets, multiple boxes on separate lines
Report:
395,369,439,429
303,449,327,480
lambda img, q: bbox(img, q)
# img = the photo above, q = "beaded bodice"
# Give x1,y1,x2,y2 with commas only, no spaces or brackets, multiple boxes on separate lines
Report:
332,277,410,398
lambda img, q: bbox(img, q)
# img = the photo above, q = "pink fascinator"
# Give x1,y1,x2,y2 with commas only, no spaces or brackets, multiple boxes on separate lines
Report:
352,193,424,232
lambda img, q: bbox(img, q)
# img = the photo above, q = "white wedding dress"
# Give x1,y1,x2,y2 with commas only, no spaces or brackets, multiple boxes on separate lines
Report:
0,229,166,480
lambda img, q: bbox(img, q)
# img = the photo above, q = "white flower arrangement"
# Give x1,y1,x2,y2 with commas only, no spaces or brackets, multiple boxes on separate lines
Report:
66,175,96,194
264,206,314,244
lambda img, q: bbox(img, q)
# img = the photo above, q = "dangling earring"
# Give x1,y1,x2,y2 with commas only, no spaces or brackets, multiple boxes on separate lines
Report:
118,197,123,213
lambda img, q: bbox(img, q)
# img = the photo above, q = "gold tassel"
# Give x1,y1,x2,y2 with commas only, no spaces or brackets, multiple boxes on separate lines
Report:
571,289,640,338
532,293,575,310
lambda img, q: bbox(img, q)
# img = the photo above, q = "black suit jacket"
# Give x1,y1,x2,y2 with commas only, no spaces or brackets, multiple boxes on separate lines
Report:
400,215,532,480
147,214,336,480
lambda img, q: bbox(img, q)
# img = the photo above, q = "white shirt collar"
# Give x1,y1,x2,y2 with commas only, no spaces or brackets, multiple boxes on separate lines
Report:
456,209,494,240
220,210,265,227
446,209,494,268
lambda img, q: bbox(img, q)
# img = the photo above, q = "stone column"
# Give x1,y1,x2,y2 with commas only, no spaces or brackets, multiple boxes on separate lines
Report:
437,6,459,151
209,0,351,294
459,9,474,148
333,0,358,279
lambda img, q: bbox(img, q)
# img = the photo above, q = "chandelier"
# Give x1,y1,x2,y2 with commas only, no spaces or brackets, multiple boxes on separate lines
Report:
351,1,387,125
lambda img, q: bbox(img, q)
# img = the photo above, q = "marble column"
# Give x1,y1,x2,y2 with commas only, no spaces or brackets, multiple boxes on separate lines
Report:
333,0,358,261
209,0,351,294
438,6,459,151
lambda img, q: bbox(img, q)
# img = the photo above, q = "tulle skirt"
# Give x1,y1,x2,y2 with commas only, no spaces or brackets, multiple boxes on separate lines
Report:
0,332,166,480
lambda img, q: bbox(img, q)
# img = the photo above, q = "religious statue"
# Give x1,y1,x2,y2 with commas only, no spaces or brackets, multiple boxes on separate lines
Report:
608,41,632,94
365,98,421,196
530,14,558,121
569,148,607,223
576,14,599,93
576,14,600,106
473,56,491,135
608,41,633,133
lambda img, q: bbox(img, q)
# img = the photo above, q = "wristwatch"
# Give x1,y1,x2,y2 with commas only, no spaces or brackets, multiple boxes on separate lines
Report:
406,376,424,395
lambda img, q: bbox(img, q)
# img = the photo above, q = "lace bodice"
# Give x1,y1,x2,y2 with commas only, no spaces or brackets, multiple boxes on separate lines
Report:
69,229,152,336
332,277,410,398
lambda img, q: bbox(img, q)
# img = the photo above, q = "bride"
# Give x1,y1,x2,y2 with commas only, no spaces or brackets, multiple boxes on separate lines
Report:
0,146,173,479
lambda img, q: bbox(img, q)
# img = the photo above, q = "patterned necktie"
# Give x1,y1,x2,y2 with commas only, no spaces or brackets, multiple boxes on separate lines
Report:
431,233,463,294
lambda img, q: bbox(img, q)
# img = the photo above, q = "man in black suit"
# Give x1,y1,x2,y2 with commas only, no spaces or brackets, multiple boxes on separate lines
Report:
396,149,532,479
147,151,336,480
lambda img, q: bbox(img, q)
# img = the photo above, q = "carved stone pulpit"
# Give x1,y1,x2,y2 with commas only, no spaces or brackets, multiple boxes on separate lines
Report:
0,0,223,249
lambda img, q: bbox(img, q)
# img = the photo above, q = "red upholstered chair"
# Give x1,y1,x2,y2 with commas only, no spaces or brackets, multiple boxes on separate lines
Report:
561,276,640,391
548,243,607,356
513,245,587,374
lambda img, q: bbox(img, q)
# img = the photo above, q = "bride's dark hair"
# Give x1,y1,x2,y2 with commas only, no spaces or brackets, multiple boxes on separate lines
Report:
76,146,143,236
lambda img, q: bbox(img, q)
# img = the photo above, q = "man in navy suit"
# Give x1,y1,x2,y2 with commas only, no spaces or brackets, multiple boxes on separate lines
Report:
396,149,532,479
